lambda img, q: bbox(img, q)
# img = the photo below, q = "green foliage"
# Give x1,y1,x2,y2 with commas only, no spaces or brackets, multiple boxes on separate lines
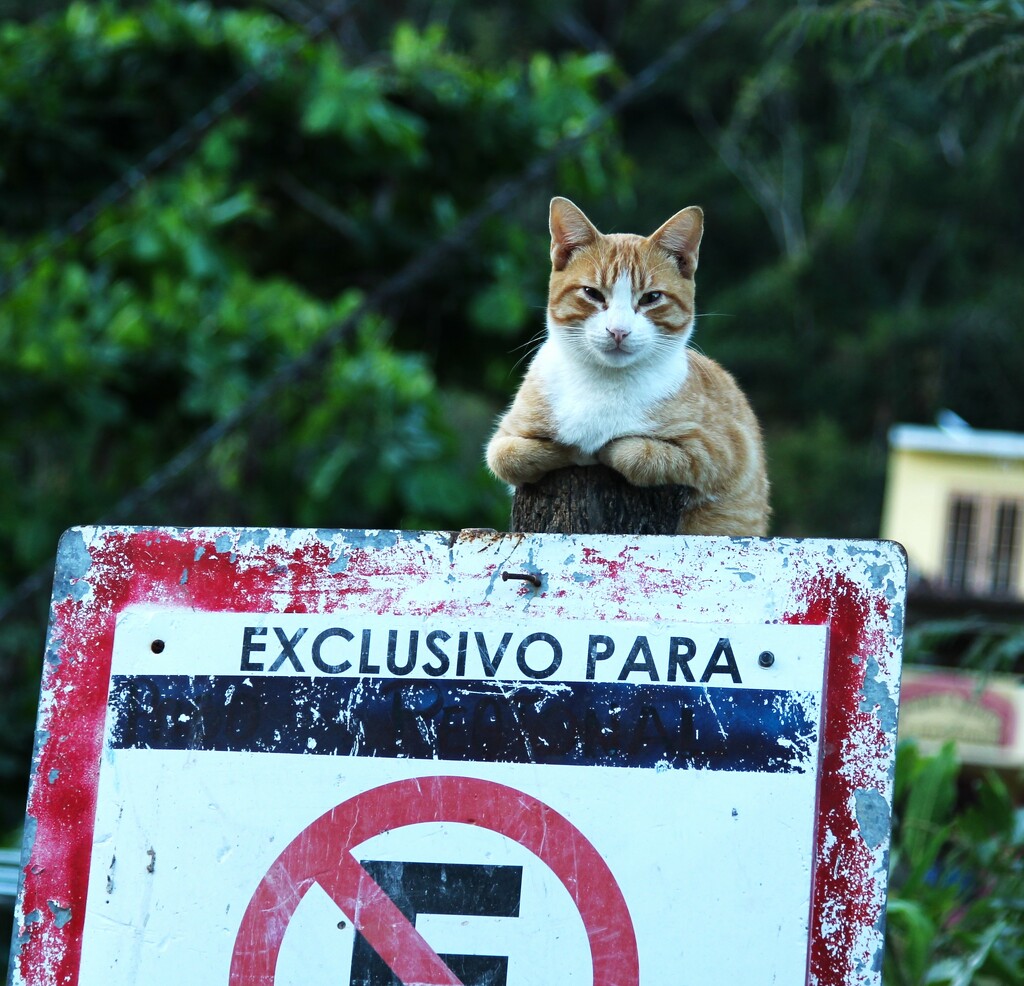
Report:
765,417,886,537
884,619,1024,985
794,1,1024,128
886,744,1024,986
904,618,1024,675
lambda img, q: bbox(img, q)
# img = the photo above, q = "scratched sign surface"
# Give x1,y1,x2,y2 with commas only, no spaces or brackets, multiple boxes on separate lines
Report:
10,528,905,986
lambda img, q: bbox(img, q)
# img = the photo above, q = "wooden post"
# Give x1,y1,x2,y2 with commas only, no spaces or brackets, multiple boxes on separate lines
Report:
509,465,696,536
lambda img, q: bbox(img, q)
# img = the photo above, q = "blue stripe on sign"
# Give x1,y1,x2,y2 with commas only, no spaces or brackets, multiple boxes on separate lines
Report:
107,676,818,773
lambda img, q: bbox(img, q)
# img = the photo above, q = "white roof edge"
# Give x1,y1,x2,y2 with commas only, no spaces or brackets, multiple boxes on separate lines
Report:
889,423,1024,460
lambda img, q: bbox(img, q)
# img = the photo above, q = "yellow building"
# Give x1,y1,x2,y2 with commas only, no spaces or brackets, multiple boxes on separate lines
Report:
880,422,1024,598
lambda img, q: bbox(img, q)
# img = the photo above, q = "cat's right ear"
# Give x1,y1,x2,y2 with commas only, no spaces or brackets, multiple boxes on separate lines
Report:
549,197,598,271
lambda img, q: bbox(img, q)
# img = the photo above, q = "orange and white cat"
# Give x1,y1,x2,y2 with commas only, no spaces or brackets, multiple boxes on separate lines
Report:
486,197,770,536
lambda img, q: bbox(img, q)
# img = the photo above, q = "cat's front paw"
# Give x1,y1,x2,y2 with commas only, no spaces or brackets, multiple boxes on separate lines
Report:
598,437,647,484
487,437,548,485
487,435,575,486
598,436,691,487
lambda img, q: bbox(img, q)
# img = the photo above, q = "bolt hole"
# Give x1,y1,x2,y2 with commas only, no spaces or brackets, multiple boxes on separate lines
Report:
337,920,347,930
151,640,166,655
758,651,775,668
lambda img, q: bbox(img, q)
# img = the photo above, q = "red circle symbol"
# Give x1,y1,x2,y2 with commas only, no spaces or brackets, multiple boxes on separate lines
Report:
229,775,639,986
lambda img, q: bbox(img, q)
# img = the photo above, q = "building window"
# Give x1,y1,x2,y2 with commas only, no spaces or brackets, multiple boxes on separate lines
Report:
992,500,1021,594
944,497,976,592
943,495,1022,596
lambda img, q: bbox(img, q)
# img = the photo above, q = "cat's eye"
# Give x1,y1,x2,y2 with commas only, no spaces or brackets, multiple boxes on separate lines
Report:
581,286,605,303
639,291,663,306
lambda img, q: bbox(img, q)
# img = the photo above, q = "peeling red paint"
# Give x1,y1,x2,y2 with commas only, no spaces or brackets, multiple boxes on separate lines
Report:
576,544,689,611
784,570,896,986
579,545,628,580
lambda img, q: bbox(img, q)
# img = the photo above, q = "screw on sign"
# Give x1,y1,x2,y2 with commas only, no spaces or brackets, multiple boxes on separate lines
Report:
229,776,639,986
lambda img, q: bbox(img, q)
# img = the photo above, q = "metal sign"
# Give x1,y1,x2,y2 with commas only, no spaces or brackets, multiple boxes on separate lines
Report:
9,528,905,986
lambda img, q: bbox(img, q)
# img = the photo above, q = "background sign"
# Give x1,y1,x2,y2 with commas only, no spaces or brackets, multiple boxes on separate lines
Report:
9,528,905,986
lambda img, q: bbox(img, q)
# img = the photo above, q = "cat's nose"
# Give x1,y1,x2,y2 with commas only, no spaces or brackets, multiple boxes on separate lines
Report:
607,326,630,347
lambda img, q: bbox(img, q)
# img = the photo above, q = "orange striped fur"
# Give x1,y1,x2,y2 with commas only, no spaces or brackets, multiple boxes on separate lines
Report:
487,197,770,536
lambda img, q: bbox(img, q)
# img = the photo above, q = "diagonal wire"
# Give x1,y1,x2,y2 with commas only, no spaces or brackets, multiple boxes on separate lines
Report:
0,0,751,627
0,0,352,301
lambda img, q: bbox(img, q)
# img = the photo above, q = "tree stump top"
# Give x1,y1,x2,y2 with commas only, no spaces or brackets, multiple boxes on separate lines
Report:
509,465,695,536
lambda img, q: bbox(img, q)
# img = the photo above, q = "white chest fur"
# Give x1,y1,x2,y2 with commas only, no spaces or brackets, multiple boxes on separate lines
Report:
532,335,690,454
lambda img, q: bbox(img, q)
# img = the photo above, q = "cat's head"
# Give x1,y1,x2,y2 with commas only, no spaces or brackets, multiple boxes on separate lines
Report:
546,197,703,371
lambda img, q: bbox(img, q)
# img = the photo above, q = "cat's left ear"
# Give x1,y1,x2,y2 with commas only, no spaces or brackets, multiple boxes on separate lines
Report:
650,206,704,279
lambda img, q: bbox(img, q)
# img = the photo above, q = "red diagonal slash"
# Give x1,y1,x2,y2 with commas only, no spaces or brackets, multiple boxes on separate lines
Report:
229,775,639,986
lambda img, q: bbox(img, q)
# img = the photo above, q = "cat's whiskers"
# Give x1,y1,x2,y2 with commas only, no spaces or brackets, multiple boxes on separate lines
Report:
508,330,548,375
510,329,547,353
